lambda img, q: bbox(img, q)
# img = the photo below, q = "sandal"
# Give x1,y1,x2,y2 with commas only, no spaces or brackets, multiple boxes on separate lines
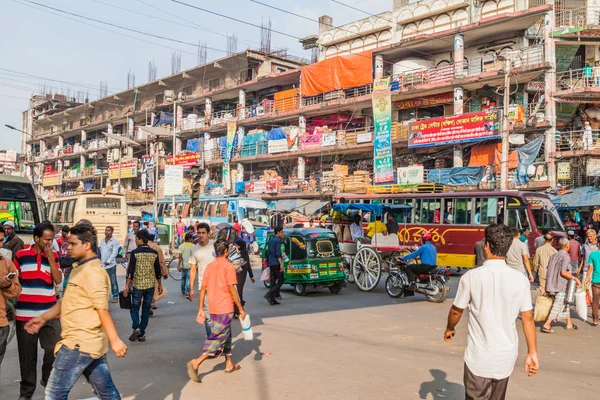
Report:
224,364,241,373
592,321,600,327
565,324,578,330
540,327,554,333
186,361,201,382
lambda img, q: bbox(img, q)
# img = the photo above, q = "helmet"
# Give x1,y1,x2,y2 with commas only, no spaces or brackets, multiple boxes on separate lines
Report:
421,231,433,242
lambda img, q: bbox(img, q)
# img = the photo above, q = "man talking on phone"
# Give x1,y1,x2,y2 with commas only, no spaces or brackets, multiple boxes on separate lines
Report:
0,223,21,367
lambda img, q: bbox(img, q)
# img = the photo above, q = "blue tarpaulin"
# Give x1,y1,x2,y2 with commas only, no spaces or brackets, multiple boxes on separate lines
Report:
267,127,286,140
515,136,544,185
219,135,239,159
241,132,267,157
552,186,600,208
152,112,173,127
427,167,483,186
427,169,451,184
235,181,246,194
186,139,199,152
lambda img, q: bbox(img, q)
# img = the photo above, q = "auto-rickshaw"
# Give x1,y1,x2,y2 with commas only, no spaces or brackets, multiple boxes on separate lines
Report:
262,228,346,295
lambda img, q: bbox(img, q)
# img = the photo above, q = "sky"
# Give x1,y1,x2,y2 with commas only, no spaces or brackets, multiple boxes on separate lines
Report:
0,0,390,152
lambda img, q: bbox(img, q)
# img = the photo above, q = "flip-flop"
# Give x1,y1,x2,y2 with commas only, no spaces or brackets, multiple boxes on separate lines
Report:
224,364,241,373
540,327,554,333
565,324,578,330
186,361,201,382
592,322,600,327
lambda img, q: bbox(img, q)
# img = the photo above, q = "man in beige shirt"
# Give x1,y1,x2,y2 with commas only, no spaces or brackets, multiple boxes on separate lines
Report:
532,234,557,295
0,241,21,367
25,224,127,399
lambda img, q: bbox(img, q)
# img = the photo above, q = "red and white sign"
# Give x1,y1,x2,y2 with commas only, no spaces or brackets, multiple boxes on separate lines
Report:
166,153,201,166
301,132,323,150
408,111,500,148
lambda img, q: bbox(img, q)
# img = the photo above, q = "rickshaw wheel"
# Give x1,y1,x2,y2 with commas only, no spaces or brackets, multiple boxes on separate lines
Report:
294,283,307,296
352,247,382,292
329,282,343,294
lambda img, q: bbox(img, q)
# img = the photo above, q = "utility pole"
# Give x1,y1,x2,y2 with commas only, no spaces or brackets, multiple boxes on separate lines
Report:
500,57,511,191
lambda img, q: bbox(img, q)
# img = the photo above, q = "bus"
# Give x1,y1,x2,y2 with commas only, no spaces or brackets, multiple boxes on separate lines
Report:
0,175,45,245
46,192,128,243
335,191,565,269
157,195,270,247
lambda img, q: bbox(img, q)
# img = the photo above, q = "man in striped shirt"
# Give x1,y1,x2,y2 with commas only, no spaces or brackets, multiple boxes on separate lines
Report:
14,222,62,400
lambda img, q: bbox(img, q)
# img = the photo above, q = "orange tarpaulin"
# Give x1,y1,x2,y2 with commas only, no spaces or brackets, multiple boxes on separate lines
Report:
301,51,373,97
274,88,299,112
469,143,499,167
493,148,518,174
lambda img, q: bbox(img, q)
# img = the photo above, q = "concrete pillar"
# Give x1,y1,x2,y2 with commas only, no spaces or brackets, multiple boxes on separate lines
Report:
126,146,133,159
80,155,86,171
58,136,64,148
299,114,306,135
127,117,134,138
453,87,464,168
237,163,244,183
298,157,306,181
318,16,333,34
374,55,384,79
204,97,212,123
544,10,557,187
176,103,183,129
57,160,63,172
150,112,157,126
176,138,182,154
454,33,465,78
39,139,46,154
238,89,246,120
81,130,87,142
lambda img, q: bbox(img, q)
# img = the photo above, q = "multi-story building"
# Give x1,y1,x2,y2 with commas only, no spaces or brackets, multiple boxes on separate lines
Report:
21,1,600,223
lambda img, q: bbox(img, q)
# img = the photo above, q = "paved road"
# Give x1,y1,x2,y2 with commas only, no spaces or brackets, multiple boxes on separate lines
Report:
1,265,597,400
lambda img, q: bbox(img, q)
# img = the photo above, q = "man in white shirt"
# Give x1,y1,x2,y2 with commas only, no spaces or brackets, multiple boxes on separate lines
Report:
444,224,539,399
349,215,365,242
99,226,121,303
188,222,215,337
506,227,534,283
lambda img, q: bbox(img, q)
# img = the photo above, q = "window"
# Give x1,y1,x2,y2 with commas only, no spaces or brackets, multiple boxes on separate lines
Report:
474,197,500,225
446,198,472,225
182,203,190,218
208,78,221,90
86,197,122,209
290,236,307,261
59,201,69,223
307,238,341,259
506,208,530,230
66,200,76,223
416,198,441,224
208,202,217,217
217,201,228,217
196,201,206,217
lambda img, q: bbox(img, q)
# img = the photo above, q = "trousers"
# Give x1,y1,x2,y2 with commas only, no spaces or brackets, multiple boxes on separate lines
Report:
130,287,155,336
464,363,509,400
592,284,600,321
267,265,284,301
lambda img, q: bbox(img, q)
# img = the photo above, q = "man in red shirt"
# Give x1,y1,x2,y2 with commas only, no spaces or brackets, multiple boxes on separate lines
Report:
186,239,246,382
567,231,581,274
55,225,70,257
14,222,62,399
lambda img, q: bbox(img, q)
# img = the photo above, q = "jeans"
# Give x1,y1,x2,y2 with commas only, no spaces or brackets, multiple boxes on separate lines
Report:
16,318,61,398
105,266,119,299
130,287,155,336
0,324,8,367
181,268,190,295
595,76,600,87
45,345,120,400
268,265,284,301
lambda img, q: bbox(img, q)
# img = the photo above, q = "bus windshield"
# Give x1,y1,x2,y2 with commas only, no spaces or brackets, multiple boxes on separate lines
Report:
0,176,42,235
239,200,269,225
0,201,37,233
526,196,564,231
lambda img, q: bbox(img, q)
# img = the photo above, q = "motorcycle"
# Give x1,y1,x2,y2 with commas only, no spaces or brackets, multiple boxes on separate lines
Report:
385,258,450,303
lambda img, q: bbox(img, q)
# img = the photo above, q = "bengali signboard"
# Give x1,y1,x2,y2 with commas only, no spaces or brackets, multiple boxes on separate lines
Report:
372,78,394,184
322,132,337,147
42,172,62,187
395,93,453,110
557,162,571,180
108,160,138,180
164,165,184,197
166,153,201,166
268,139,290,154
357,132,373,144
408,110,500,148
301,132,323,150
397,166,424,184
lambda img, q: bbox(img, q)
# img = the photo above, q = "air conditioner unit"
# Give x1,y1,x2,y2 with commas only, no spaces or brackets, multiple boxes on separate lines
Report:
164,90,175,102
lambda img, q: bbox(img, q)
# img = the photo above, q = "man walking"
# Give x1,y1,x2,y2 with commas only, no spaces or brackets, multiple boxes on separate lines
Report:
176,217,185,247
506,227,534,282
178,233,195,298
0,227,21,366
124,230,163,342
541,238,581,333
3,220,24,260
188,225,200,245
578,229,597,279
532,234,557,295
265,226,284,305
24,224,127,399
534,228,549,250
186,240,246,382
444,224,539,400
189,223,215,336
567,231,581,274
99,226,120,303
122,220,140,264
56,225,70,256
14,222,63,399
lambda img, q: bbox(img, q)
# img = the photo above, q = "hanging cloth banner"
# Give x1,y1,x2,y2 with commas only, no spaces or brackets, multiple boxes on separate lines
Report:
515,135,544,185
225,121,237,162
372,78,394,184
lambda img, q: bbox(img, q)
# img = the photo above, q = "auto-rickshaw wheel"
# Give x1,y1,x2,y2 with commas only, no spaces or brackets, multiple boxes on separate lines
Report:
329,282,343,294
352,247,382,292
294,283,307,296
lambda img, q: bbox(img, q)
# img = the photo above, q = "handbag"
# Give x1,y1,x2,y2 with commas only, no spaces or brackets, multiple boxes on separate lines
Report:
119,291,132,310
261,266,270,282
575,289,588,322
533,294,553,322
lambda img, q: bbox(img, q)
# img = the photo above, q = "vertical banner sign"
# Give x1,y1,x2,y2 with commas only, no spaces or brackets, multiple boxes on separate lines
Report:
225,121,237,162
223,162,231,191
164,165,184,197
372,78,394,184
141,156,155,191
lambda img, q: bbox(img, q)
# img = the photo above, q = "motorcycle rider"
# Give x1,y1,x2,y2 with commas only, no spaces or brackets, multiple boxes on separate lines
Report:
401,231,437,281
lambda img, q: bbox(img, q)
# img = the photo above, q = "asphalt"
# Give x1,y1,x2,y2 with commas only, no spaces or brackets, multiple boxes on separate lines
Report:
0,261,598,400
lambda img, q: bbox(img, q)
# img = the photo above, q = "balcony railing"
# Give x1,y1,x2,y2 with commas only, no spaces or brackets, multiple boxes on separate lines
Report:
301,84,373,108
555,129,600,152
556,67,600,92
556,7,600,27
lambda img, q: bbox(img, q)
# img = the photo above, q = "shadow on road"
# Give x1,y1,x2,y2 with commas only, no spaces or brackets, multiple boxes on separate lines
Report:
418,369,464,400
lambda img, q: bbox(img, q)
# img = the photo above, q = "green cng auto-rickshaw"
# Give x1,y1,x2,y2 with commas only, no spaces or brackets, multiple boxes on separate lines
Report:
262,228,346,295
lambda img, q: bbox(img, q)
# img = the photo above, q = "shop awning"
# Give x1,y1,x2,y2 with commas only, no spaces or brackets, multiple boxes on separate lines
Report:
552,186,600,209
269,199,329,216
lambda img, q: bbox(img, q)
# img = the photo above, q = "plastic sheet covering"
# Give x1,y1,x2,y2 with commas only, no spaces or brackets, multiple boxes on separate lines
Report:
235,181,246,194
186,139,199,152
448,167,484,186
152,111,173,127
427,169,451,184
493,148,519,174
266,128,286,140
469,143,498,167
301,51,373,96
219,135,239,159
515,136,544,185
241,132,267,158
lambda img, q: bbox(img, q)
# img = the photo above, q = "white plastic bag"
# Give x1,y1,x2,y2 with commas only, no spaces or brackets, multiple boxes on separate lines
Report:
239,314,253,340
575,288,588,322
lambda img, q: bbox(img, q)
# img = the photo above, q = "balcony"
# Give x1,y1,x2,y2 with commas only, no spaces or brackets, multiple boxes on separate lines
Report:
555,68,600,99
553,7,600,38
554,129,600,156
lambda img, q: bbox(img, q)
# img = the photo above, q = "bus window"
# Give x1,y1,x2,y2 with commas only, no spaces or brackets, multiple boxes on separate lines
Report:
86,197,122,209
196,201,205,217
182,203,190,218
48,202,57,223
17,202,36,229
217,201,228,218
420,199,441,224
66,200,76,223
506,208,530,230
60,201,69,223
450,198,472,225
208,202,217,217
474,197,499,225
